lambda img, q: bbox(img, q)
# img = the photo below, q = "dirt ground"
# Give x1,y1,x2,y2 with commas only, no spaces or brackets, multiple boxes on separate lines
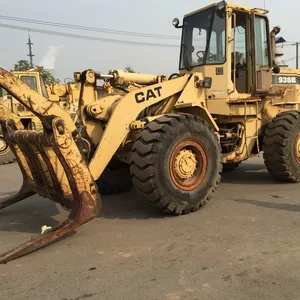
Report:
0,157,300,300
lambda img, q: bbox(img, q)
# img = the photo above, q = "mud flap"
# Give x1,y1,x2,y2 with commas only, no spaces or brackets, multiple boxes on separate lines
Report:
0,117,101,264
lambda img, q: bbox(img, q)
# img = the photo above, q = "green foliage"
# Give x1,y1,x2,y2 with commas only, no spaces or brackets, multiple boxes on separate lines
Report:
39,67,60,85
124,66,136,73
13,60,31,71
13,60,60,85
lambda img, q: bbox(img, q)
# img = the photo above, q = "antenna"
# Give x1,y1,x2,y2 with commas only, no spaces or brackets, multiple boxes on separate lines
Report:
27,30,35,68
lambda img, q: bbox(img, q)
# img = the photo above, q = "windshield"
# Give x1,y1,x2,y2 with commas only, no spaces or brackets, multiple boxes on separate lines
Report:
40,76,49,99
20,76,38,91
180,7,226,69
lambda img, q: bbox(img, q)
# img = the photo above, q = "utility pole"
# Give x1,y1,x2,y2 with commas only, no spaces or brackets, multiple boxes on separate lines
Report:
292,42,299,69
297,42,299,69
27,34,35,68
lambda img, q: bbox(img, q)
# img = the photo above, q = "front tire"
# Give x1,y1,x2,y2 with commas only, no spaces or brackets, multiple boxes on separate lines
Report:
96,156,133,195
263,111,300,182
130,113,222,215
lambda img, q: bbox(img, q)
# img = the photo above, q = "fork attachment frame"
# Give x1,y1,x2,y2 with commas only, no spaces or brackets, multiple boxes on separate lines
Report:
0,68,101,263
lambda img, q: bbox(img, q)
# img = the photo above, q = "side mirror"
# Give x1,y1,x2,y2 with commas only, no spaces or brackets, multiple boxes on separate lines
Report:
272,26,281,36
172,18,182,29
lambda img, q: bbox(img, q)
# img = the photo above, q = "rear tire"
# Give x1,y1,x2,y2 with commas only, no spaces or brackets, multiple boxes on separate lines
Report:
96,156,133,195
130,113,222,215
263,110,300,182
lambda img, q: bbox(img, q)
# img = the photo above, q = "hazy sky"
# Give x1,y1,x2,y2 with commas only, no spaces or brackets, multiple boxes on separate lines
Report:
0,0,298,81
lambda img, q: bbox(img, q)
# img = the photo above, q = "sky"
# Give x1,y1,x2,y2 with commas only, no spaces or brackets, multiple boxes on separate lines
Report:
0,0,298,81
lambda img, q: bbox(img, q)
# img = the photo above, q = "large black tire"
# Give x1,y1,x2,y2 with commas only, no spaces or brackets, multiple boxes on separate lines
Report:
0,136,15,165
130,113,222,215
222,162,240,172
263,110,300,182
96,156,133,195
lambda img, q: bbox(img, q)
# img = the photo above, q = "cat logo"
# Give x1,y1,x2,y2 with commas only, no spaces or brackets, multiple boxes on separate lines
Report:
135,86,162,103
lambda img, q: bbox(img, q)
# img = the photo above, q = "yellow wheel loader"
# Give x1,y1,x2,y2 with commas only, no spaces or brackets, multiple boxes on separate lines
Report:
0,70,46,164
0,70,81,165
1,1,300,263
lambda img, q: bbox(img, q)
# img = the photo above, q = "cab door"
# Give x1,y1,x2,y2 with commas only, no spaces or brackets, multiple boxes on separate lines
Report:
251,13,272,93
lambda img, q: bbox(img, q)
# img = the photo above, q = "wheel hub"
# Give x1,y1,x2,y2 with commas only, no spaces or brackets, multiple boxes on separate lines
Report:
169,140,208,191
174,150,198,179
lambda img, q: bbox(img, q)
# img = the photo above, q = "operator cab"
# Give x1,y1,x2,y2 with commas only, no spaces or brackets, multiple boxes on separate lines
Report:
174,1,276,96
178,4,226,70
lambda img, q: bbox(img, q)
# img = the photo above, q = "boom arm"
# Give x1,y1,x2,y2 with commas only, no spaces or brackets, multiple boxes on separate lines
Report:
84,72,190,180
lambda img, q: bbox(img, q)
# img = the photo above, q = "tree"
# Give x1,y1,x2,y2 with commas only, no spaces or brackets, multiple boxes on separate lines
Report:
13,60,31,71
39,67,60,85
13,60,60,85
125,66,136,73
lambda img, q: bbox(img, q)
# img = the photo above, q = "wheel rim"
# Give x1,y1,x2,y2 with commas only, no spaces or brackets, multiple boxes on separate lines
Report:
0,136,9,156
169,140,208,191
295,133,300,164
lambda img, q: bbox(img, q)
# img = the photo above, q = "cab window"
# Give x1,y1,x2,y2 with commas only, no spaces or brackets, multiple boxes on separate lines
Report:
20,76,38,91
255,17,270,66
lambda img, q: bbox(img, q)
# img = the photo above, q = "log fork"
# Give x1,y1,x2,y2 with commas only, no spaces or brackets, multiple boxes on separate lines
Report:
0,68,101,263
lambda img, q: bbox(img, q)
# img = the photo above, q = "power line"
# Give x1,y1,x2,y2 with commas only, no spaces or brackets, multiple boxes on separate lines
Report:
285,57,300,62
285,42,300,46
0,15,251,46
0,15,179,40
285,57,295,62
0,23,179,48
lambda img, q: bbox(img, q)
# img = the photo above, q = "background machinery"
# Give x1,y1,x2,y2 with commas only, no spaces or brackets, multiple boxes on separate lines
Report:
0,70,81,164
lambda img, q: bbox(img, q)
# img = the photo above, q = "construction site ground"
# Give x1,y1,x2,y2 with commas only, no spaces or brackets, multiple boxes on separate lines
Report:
0,156,299,300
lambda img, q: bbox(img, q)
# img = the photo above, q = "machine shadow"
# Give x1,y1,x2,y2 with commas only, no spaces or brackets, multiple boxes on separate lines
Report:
234,199,300,212
0,188,169,236
0,194,64,234
99,189,170,220
220,161,282,185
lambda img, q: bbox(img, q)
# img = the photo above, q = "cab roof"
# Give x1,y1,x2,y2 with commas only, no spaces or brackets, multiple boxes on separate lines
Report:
12,71,40,76
183,1,268,18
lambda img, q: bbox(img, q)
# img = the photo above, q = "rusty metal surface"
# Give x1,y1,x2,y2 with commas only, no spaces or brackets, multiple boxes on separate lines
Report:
169,140,208,191
0,67,101,263
267,86,288,97
0,117,101,263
